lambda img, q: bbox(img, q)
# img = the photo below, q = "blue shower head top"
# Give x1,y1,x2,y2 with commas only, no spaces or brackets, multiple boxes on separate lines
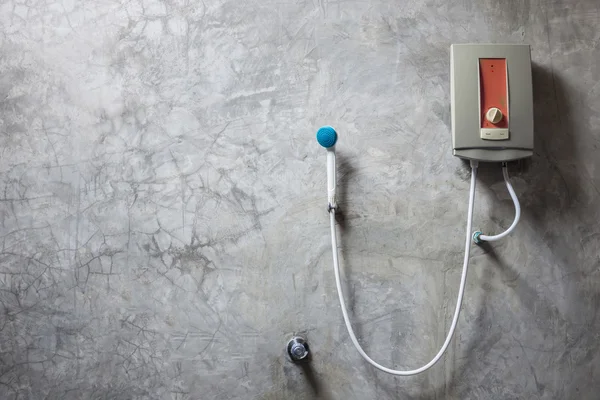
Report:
316,126,337,148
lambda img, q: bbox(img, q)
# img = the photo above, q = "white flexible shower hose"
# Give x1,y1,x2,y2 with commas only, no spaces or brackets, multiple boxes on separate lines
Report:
328,162,478,375
478,165,520,242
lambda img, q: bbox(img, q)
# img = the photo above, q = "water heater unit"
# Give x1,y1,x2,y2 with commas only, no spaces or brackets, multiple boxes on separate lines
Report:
451,44,534,162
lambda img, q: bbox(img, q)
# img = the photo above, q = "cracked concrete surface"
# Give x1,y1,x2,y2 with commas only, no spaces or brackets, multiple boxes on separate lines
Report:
1,0,600,399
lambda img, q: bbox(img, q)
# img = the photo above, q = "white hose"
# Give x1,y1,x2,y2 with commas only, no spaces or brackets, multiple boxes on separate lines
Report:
328,163,478,375
478,165,520,242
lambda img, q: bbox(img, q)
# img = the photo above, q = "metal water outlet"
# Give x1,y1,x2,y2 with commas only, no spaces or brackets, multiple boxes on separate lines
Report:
287,336,309,362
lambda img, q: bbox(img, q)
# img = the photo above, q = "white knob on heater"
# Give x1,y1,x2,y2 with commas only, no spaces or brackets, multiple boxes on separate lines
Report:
486,107,503,124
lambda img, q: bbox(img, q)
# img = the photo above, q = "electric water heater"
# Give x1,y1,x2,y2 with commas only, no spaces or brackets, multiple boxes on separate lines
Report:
451,44,534,162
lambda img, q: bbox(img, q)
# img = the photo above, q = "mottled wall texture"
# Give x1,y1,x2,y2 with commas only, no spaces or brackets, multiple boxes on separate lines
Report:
1,0,599,399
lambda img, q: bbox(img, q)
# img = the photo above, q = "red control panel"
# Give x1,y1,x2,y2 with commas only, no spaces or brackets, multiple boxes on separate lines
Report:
479,59,508,128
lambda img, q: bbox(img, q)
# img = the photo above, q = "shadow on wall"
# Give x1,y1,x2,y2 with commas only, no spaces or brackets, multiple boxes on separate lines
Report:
282,358,334,400
332,152,357,312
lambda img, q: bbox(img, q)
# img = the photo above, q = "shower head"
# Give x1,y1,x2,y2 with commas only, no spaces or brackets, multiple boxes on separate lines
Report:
316,126,337,148
316,125,337,210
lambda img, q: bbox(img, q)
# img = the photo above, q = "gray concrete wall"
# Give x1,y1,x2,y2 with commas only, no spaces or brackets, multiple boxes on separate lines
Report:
1,0,599,399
